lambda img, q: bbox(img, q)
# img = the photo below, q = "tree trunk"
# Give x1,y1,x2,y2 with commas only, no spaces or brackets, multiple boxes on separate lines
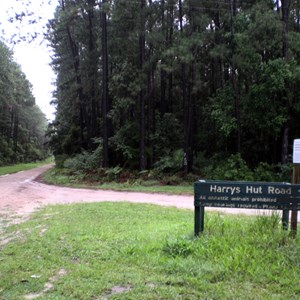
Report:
183,3,195,175
167,2,174,112
230,0,241,153
179,0,188,174
281,0,291,164
160,0,166,116
147,0,155,168
139,0,146,170
101,0,111,168
13,110,19,163
87,0,98,144
61,0,86,149
184,65,194,174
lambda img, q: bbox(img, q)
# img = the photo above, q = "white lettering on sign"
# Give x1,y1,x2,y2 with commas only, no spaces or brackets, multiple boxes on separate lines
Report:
268,186,291,195
246,186,262,194
252,197,277,203
209,185,241,195
207,196,229,201
231,197,249,202
208,184,293,196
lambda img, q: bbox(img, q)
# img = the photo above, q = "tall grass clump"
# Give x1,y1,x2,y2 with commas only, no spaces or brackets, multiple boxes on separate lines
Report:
161,211,300,295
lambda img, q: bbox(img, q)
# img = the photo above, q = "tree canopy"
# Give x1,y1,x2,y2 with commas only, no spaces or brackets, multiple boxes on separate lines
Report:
0,40,49,165
47,0,300,173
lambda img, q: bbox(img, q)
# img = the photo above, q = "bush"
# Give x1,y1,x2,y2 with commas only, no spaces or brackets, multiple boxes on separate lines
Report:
252,162,292,182
55,154,69,168
154,149,183,173
105,166,123,181
275,163,292,182
63,142,103,172
203,154,254,181
203,154,292,183
252,162,276,182
160,174,182,185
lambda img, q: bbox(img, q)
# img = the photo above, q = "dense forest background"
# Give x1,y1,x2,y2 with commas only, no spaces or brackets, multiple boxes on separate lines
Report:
0,41,49,166
47,0,300,177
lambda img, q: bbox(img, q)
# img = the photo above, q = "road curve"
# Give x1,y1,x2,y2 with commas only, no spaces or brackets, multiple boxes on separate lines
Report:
0,164,269,223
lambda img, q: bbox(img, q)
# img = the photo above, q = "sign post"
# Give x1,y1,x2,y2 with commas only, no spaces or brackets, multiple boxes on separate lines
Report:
194,180,300,236
291,139,300,235
282,209,289,230
194,206,204,234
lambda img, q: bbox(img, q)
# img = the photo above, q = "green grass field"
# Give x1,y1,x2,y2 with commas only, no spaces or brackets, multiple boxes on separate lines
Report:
1,202,299,299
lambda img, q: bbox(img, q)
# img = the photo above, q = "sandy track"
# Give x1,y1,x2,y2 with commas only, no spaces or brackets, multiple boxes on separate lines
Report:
0,165,266,224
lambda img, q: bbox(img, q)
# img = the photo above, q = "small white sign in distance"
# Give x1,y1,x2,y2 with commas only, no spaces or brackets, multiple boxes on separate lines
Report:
293,139,300,164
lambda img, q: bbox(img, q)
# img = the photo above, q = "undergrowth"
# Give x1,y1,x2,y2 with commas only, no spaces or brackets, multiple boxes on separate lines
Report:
50,153,292,192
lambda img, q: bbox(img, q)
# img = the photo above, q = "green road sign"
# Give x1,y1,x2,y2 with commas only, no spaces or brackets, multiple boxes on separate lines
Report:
194,180,300,236
194,180,300,210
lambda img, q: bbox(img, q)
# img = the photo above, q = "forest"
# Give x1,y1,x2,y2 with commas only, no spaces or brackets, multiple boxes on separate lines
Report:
0,41,49,166
46,0,300,178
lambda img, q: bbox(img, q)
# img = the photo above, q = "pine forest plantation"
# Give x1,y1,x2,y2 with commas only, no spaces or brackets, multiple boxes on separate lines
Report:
45,0,300,179
0,41,49,165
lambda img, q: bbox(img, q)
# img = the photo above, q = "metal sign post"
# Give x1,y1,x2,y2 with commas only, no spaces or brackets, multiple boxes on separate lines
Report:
291,139,300,235
291,166,300,234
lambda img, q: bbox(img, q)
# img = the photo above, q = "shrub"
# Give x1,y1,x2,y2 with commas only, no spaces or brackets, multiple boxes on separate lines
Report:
275,163,292,182
160,174,182,185
55,154,69,168
203,155,292,183
105,166,123,181
203,154,254,181
252,162,277,182
252,162,292,182
154,149,183,173
63,142,103,172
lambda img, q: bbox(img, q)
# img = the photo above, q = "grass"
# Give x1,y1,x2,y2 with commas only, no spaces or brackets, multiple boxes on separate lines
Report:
0,158,53,176
1,202,300,299
42,168,194,195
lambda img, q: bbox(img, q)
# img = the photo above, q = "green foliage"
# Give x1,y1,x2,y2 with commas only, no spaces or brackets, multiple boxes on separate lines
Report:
0,41,49,165
104,166,123,181
209,85,236,138
110,123,139,168
47,0,300,173
43,167,194,194
151,113,182,158
54,154,68,169
0,138,13,166
203,154,291,182
204,154,254,181
251,162,292,182
64,143,103,172
154,149,184,173
252,162,278,182
275,163,293,182
163,236,194,257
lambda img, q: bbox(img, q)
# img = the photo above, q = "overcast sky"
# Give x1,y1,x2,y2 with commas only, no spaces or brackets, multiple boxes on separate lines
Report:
0,0,59,121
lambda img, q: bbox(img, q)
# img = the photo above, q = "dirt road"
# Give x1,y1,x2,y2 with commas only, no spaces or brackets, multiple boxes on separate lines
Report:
0,165,263,224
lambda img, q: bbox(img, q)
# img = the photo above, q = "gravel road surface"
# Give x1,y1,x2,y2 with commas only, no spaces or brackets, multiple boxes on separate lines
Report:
0,165,267,224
